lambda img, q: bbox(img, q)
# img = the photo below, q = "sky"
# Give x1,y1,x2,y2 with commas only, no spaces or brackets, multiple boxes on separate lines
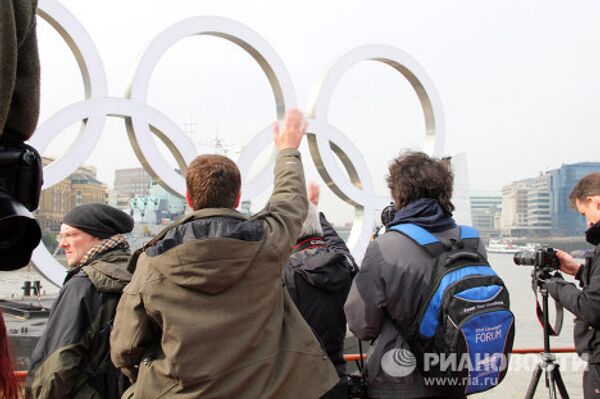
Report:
34,0,600,225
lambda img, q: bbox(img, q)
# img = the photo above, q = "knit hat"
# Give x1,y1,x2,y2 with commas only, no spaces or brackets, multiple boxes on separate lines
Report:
63,203,134,239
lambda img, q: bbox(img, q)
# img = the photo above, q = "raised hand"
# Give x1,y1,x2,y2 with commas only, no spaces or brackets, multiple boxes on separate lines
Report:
308,182,320,206
272,108,307,151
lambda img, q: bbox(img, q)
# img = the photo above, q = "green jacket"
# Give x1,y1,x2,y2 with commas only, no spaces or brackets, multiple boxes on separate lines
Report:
26,248,132,399
111,149,339,399
0,0,40,142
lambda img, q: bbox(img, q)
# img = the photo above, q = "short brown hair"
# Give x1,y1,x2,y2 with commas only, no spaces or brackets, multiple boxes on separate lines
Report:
386,151,455,212
186,155,241,210
569,172,600,208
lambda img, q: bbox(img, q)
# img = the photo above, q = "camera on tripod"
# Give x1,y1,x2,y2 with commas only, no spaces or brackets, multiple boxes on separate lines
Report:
513,247,560,276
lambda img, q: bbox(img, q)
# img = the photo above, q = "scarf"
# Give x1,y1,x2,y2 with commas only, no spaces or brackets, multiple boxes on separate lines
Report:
76,234,130,268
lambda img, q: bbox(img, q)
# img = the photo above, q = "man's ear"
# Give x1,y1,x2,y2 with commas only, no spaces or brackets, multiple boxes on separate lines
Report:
186,192,194,210
234,191,241,209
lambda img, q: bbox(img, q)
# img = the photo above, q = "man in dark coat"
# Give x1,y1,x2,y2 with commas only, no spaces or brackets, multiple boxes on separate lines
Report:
547,172,600,399
26,203,134,399
283,183,357,399
344,151,485,399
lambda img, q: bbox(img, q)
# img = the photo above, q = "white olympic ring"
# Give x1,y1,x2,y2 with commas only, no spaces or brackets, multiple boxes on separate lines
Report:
30,0,445,287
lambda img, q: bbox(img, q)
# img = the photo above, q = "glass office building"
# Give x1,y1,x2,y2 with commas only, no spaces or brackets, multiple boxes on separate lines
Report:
549,162,600,235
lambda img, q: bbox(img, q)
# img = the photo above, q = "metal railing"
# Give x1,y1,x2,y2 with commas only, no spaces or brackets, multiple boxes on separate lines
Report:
14,347,577,383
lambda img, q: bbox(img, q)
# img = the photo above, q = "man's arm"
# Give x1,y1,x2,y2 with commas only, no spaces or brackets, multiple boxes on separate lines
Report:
547,255,600,328
260,109,308,258
344,241,387,340
110,258,160,382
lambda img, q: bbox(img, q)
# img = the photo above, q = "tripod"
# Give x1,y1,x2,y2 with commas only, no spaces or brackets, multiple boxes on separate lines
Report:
524,284,569,399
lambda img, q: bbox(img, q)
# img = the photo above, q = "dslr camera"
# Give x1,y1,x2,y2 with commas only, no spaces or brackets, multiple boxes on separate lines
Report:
513,246,560,275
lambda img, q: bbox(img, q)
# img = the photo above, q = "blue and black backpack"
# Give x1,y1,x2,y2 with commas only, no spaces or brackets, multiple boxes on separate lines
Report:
388,223,515,395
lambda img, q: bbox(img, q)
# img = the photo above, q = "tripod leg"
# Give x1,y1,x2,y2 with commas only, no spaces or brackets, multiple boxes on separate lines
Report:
550,366,570,399
547,369,558,399
525,365,543,399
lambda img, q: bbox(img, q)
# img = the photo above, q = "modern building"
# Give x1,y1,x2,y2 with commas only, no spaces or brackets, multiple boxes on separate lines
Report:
501,179,532,237
549,162,600,236
470,192,502,237
526,174,552,236
113,167,153,199
500,162,600,237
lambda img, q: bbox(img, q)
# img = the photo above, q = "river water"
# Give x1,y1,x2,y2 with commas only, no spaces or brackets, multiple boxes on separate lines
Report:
0,253,587,397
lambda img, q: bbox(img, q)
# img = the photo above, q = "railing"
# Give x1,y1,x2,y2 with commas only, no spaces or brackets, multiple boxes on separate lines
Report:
14,347,577,383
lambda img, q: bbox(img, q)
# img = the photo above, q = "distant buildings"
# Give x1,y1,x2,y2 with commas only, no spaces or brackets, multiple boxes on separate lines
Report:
470,192,502,237
35,158,108,232
110,167,186,224
113,167,152,198
472,161,600,238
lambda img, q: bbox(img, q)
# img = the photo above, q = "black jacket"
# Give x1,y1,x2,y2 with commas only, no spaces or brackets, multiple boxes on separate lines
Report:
547,222,600,363
283,213,357,368
26,248,131,398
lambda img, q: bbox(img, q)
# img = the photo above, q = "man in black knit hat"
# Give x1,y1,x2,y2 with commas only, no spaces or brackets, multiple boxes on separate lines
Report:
26,203,134,399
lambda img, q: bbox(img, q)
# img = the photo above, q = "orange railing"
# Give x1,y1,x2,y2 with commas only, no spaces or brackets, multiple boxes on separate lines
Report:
14,348,578,382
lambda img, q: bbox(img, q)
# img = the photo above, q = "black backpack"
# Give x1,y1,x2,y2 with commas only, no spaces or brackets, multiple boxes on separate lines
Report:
388,223,515,395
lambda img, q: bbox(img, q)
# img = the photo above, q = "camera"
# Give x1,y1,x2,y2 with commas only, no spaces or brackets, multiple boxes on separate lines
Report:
380,202,396,226
0,143,43,271
513,247,560,273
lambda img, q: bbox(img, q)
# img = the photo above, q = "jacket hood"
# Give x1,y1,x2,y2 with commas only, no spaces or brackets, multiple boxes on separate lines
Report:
389,198,456,232
142,208,265,294
81,249,132,293
291,249,353,292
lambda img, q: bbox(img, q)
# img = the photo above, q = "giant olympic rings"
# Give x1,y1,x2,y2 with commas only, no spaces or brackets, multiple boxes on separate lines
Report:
31,0,444,287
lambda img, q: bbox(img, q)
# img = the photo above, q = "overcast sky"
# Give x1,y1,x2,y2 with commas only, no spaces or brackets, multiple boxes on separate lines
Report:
35,0,600,224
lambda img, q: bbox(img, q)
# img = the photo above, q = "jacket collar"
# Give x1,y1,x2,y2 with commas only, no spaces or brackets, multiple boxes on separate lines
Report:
586,220,600,246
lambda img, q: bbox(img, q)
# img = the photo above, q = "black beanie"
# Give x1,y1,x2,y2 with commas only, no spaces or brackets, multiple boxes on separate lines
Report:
63,203,134,239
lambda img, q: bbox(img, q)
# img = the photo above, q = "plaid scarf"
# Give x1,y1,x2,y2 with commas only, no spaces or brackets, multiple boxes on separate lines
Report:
76,234,130,268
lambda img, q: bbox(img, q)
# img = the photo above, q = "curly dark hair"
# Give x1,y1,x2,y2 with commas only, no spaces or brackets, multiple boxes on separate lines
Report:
386,151,455,212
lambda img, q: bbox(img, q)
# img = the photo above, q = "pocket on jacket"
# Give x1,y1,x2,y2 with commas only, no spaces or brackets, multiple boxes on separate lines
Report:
136,359,179,398
575,320,598,361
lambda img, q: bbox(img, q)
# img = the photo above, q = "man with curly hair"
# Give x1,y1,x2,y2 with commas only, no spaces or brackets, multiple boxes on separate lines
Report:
345,151,486,398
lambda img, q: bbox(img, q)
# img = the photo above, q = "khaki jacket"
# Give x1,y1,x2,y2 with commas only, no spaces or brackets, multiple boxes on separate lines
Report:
111,149,339,398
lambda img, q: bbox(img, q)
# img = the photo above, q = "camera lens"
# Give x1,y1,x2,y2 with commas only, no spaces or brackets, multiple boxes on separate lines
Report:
513,251,536,266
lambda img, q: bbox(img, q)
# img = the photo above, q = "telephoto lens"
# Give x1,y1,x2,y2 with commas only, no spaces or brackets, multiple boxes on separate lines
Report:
513,251,536,266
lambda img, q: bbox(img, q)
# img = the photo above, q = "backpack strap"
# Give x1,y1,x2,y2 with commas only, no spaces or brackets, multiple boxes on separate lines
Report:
459,225,479,240
387,224,447,256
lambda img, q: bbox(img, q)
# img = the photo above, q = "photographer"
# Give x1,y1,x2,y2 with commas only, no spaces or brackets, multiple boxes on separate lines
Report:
0,0,43,270
546,172,600,398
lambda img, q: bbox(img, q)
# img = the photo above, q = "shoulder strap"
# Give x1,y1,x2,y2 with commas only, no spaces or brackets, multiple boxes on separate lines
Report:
459,225,479,240
387,224,446,256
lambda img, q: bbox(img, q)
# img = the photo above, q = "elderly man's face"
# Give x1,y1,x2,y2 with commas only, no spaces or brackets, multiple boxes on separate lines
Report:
58,224,101,267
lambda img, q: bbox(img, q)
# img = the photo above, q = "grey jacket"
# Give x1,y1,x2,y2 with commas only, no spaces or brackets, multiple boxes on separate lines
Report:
345,226,486,399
